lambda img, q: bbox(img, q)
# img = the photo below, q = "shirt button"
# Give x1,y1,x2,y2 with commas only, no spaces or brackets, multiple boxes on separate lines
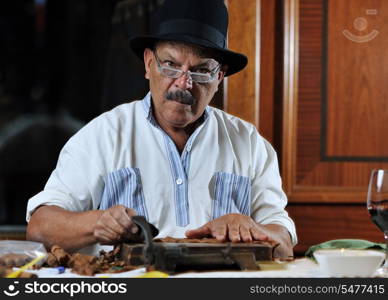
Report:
176,178,183,185
186,145,192,152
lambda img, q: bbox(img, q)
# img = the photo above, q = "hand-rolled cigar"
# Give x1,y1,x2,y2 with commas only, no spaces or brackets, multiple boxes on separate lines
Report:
69,253,98,276
0,254,31,267
69,253,97,266
45,253,60,267
18,271,38,278
50,245,70,265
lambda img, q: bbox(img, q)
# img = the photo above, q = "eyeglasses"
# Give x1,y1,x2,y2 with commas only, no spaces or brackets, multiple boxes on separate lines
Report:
153,52,221,83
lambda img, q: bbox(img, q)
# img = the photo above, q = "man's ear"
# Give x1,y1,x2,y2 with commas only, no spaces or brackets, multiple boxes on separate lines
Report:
217,65,228,82
144,48,153,79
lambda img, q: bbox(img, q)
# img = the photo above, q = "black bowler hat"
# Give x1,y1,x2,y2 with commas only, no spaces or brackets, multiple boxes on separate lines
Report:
129,0,248,76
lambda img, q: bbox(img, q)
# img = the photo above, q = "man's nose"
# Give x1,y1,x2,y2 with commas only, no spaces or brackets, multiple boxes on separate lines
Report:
174,72,193,90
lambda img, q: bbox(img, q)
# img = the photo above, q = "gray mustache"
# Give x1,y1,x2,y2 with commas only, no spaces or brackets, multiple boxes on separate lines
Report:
165,90,196,105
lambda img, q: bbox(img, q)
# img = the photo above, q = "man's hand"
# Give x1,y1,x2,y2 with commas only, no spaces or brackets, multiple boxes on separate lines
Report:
93,205,139,245
185,213,294,258
185,213,271,243
27,205,142,252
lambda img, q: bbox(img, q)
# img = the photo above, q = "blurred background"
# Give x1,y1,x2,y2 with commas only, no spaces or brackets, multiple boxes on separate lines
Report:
0,0,162,232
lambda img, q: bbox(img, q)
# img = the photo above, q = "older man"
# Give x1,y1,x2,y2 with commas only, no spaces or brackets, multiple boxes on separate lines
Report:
26,0,297,257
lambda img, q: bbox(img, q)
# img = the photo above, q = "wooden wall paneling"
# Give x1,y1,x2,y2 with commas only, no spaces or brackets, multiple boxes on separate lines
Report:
282,0,299,194
226,0,286,145
284,0,388,204
226,0,260,127
326,0,388,158
287,204,383,254
282,0,387,254
258,0,276,143
227,0,281,144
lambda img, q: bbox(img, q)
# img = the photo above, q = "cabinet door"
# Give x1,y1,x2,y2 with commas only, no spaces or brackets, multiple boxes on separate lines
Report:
283,0,387,252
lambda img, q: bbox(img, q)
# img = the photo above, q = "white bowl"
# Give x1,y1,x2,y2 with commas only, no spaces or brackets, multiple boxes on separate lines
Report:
313,249,385,277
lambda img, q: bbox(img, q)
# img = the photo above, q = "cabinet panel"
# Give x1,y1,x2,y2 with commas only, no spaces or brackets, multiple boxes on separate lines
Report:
326,0,388,158
284,0,388,203
288,204,383,255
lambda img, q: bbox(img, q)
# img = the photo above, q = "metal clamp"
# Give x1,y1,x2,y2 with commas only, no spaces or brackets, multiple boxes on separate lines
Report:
131,216,159,265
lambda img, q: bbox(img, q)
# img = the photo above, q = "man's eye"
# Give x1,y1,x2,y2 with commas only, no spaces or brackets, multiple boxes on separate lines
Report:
164,60,176,67
195,68,211,74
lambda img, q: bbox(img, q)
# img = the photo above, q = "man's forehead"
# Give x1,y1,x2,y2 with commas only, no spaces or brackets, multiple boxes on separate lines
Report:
155,41,220,65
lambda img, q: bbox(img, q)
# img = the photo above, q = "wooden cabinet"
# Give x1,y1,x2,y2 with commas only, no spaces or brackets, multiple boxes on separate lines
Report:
226,0,387,254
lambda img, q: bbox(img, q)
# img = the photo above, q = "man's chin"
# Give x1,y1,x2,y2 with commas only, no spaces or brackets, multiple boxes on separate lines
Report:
166,101,195,114
165,113,194,128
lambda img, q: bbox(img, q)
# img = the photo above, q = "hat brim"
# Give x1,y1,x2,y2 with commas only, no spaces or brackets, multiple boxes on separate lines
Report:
129,34,248,77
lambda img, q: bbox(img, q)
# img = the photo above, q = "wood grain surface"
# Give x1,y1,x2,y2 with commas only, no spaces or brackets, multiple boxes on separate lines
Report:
288,203,383,255
284,0,388,203
226,0,260,127
326,0,388,157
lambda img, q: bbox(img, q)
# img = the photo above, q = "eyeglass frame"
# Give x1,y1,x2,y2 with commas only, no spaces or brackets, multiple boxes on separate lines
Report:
153,51,222,84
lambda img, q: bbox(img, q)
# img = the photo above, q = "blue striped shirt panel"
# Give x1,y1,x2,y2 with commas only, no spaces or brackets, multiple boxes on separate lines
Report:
99,167,149,220
212,172,251,219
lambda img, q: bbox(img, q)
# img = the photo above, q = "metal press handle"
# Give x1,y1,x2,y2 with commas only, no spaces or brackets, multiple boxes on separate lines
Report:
131,216,156,265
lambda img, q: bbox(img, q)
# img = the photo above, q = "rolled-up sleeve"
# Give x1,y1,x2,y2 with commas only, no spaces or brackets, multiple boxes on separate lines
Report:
26,127,106,222
250,133,297,246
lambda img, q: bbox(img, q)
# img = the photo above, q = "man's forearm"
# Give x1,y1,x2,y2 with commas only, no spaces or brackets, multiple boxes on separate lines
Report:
262,224,294,258
27,205,102,253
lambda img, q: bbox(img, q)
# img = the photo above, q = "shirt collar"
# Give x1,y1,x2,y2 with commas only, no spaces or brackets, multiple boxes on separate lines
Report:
142,92,158,126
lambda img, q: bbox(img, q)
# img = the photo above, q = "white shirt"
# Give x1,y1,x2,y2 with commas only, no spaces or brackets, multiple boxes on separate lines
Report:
27,92,297,254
